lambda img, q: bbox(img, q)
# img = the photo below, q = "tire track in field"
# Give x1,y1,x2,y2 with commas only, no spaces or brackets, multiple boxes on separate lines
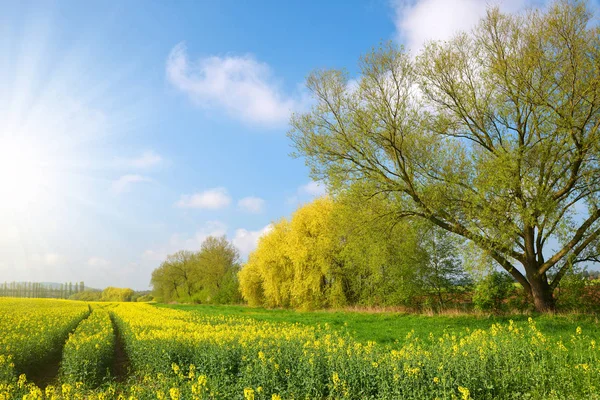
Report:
28,305,93,388
109,312,131,383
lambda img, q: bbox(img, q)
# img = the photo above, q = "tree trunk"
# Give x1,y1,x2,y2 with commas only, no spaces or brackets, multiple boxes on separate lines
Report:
527,271,555,312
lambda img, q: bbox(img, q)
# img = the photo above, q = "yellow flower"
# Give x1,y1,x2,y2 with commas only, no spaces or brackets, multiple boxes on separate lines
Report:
169,387,180,400
272,395,282,400
332,372,340,388
244,387,255,400
458,386,470,400
433,377,440,384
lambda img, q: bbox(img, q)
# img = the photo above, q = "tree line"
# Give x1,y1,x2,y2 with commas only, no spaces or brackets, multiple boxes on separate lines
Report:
0,281,85,299
239,196,470,310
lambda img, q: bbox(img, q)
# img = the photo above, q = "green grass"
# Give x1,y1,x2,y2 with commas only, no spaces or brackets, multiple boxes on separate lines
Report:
154,303,600,346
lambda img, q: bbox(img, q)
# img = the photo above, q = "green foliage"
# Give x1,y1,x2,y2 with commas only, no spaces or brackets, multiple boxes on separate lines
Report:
240,195,470,310
289,0,600,312
553,265,600,312
150,236,242,304
135,294,154,302
101,287,135,302
473,272,515,313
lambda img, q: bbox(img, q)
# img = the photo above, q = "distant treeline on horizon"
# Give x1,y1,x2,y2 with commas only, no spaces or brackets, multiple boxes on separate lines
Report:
0,281,85,299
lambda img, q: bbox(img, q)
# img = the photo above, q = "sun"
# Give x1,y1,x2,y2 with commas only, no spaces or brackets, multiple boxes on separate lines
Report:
0,135,57,213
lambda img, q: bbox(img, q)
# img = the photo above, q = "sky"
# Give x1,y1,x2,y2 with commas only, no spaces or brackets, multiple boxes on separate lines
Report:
0,0,597,290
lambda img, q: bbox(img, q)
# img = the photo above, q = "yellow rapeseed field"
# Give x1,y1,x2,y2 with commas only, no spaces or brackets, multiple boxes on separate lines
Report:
1,299,599,399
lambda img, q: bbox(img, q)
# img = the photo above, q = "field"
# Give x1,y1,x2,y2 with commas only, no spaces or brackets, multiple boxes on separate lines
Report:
1,299,600,399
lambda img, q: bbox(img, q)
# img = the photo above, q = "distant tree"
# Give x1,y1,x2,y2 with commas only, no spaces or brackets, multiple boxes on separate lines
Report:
101,287,135,302
150,236,242,304
196,236,242,304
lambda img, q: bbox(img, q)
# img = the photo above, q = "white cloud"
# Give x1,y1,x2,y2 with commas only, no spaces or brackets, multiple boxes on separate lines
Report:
176,187,232,209
87,257,110,267
122,150,163,169
166,42,306,126
111,174,152,194
299,181,327,197
31,253,64,266
238,196,266,214
286,181,328,206
393,0,535,53
233,224,273,258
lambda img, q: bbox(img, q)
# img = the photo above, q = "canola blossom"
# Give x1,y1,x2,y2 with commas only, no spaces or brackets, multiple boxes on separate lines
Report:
60,307,115,386
0,299,599,399
0,298,89,382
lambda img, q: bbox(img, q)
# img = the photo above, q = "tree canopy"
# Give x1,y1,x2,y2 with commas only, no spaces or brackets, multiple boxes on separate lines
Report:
150,235,242,304
239,195,467,310
289,0,600,311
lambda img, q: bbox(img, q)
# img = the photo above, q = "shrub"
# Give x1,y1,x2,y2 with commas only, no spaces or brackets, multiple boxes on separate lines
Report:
472,271,515,313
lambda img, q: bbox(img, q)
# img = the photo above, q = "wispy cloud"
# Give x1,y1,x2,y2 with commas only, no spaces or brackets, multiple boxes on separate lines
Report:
176,187,232,209
87,257,110,267
299,181,327,196
166,42,307,126
238,196,266,214
121,150,163,169
392,0,536,53
31,253,65,266
112,174,152,194
287,181,328,206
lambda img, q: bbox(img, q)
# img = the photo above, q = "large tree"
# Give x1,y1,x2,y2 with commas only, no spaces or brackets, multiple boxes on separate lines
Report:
289,1,600,311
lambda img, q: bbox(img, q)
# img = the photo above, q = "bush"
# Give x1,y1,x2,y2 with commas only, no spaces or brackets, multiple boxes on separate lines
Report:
136,294,154,302
555,265,591,311
472,271,515,313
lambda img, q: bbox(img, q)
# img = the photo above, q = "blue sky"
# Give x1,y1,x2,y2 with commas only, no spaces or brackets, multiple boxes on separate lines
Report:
0,0,596,290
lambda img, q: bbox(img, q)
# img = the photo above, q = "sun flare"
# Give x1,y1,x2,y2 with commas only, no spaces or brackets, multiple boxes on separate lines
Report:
0,136,57,213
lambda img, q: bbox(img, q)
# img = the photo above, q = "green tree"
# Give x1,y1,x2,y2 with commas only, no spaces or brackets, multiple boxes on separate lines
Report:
196,236,242,304
239,195,457,310
150,236,242,304
417,226,470,309
289,1,600,312
101,287,135,302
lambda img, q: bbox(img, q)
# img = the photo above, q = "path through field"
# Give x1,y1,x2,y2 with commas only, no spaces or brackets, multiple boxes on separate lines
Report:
110,313,130,382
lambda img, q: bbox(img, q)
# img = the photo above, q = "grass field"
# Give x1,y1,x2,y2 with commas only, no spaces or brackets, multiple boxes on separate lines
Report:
157,303,600,346
2,298,600,399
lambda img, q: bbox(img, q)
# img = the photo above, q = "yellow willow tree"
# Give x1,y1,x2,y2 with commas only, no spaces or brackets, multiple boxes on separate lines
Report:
239,197,345,309
290,1,600,312
286,196,345,309
239,218,294,307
